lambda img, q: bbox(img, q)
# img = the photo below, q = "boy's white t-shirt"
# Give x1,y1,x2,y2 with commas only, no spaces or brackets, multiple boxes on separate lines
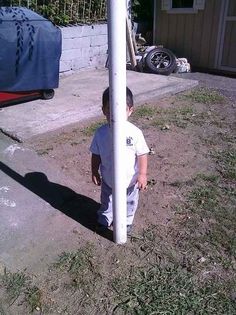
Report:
90,121,149,188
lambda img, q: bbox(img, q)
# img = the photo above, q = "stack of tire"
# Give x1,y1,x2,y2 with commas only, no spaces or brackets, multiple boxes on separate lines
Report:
144,47,177,76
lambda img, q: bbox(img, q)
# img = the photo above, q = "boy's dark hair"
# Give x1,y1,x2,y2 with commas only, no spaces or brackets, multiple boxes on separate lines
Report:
102,87,134,108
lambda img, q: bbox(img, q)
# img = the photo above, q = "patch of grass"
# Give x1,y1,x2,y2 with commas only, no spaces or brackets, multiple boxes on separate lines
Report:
133,102,223,130
151,117,168,128
112,265,236,314
175,173,236,256
24,286,42,313
54,246,101,290
169,178,195,187
196,173,220,183
188,185,219,211
70,141,80,146
184,87,226,104
81,120,105,137
0,270,46,313
133,104,197,129
205,222,236,256
131,225,179,266
217,131,236,144
0,269,27,302
36,146,53,156
200,131,236,147
132,105,158,119
54,248,91,273
0,302,7,315
214,149,236,180
151,106,198,129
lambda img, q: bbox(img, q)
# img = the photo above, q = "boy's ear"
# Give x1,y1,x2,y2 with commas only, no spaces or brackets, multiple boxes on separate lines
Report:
128,107,134,116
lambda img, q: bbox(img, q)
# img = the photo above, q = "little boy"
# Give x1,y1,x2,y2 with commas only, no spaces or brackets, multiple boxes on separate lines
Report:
90,87,149,233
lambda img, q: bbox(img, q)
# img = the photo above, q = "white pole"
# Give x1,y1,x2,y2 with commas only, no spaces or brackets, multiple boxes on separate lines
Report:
107,0,127,244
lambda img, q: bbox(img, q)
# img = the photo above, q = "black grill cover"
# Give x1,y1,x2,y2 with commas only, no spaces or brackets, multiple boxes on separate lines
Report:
0,7,61,91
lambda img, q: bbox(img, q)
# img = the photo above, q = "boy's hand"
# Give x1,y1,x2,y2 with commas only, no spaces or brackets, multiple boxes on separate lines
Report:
91,154,101,186
92,172,101,186
137,174,147,191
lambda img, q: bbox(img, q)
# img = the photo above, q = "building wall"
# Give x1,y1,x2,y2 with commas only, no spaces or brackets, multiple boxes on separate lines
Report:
154,0,222,70
60,24,108,74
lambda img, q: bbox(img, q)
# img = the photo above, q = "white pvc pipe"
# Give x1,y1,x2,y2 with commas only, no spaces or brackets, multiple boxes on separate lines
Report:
107,0,127,244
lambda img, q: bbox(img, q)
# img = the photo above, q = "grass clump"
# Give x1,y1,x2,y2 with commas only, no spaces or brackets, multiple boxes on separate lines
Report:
0,270,44,313
184,87,226,104
0,269,27,302
54,246,100,290
81,120,105,137
24,286,42,312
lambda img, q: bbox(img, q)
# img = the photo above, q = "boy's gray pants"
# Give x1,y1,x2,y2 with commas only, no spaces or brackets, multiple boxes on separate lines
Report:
97,181,139,227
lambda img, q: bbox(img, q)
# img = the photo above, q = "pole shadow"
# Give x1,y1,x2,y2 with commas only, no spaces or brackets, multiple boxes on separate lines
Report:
0,161,113,241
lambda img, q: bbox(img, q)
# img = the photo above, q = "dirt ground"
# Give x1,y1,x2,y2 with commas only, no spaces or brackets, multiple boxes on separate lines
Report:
0,87,235,314
26,87,235,230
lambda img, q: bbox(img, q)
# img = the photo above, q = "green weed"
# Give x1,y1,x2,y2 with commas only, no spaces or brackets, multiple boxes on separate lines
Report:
24,286,42,312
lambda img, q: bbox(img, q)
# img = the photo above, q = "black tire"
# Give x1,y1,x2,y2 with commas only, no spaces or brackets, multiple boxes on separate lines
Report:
145,47,177,75
41,89,55,100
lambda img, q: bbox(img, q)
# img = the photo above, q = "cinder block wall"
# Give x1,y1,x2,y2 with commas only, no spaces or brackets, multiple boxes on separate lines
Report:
60,24,108,74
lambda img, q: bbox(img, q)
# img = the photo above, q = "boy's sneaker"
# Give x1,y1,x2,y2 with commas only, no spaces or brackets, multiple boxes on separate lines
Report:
127,225,133,235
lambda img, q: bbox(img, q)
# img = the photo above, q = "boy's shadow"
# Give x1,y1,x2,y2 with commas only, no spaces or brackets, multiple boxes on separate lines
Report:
0,162,113,241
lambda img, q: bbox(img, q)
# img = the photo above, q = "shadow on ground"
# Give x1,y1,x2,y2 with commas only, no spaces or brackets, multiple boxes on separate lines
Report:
0,161,113,241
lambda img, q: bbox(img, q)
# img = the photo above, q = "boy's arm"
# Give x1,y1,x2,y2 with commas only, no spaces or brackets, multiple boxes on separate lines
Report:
137,154,148,191
91,153,101,185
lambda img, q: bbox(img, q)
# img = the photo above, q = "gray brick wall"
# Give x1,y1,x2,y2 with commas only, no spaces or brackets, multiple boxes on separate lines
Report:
60,24,108,74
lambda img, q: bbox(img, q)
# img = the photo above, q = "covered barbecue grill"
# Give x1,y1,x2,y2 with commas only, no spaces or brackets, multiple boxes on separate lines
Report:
0,7,61,93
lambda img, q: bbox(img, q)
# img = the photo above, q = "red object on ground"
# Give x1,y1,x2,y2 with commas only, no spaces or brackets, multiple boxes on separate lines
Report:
0,89,57,106
0,91,41,106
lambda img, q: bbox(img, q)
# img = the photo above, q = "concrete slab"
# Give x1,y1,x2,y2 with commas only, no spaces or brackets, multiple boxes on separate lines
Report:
0,68,198,141
0,132,100,272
